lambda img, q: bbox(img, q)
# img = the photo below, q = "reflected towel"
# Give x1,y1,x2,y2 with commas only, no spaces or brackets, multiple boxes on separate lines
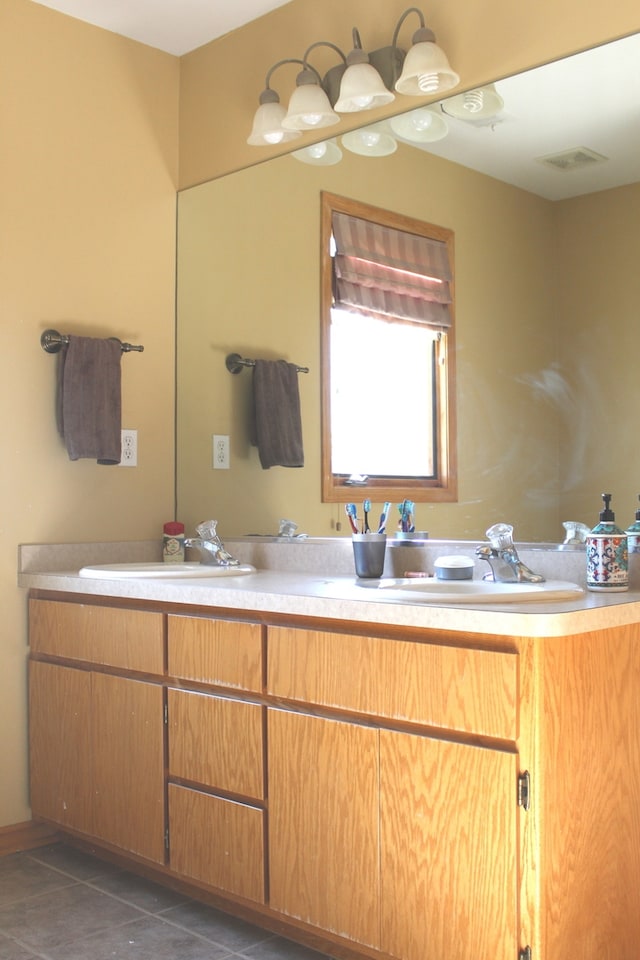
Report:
250,360,304,469
57,336,122,464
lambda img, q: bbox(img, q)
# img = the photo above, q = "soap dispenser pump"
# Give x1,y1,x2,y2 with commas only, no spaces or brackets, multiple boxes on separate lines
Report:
586,493,628,592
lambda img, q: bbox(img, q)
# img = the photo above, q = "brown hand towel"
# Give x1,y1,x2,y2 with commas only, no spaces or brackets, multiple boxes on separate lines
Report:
250,360,304,469
57,336,122,464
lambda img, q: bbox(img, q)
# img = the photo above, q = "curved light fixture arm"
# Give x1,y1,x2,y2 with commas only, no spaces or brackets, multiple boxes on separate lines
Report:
302,40,347,69
391,7,427,48
263,58,309,97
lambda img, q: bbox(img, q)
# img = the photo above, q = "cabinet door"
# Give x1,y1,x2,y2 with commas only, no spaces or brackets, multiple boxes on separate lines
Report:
168,689,264,798
92,672,165,863
169,784,265,902
29,599,164,673
268,709,379,948
380,730,518,960
29,661,93,834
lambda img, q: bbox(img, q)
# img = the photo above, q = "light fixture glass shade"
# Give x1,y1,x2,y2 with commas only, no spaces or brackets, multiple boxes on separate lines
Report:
394,29,460,96
440,84,504,121
334,62,395,113
292,139,343,165
390,106,448,143
341,125,397,157
282,80,340,130
247,98,302,145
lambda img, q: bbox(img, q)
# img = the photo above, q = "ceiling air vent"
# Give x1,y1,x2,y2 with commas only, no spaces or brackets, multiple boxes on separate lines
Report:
537,146,608,172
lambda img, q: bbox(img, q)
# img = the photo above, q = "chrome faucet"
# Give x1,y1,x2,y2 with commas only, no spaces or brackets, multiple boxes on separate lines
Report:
184,520,241,567
475,523,545,583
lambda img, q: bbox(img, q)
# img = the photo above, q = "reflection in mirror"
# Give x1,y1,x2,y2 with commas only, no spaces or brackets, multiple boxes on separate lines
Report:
177,34,640,543
321,192,457,502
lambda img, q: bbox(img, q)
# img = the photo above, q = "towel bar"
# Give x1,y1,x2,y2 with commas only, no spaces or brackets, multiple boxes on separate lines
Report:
225,352,309,375
40,329,144,354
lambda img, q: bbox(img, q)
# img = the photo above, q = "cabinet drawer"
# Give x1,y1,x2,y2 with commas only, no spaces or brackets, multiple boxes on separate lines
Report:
29,599,164,674
168,688,265,799
169,784,265,903
268,627,518,741
167,615,262,691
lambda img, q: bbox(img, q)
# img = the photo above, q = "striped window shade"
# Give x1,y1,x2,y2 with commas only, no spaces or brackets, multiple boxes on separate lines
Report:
331,210,453,329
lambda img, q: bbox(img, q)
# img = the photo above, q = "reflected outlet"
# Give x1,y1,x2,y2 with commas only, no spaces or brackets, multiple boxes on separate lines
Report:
213,434,230,469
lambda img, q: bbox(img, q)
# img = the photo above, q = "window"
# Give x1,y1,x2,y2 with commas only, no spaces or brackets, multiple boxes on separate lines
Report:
321,192,457,503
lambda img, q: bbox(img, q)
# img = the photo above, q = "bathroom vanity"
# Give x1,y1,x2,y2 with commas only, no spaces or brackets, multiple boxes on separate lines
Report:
20,544,640,960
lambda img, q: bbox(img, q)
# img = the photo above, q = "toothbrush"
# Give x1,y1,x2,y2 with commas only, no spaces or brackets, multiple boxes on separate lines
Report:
363,499,371,534
345,503,359,535
377,501,391,535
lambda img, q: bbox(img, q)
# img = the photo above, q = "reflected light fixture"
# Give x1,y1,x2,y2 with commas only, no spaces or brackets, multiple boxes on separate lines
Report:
441,83,504,120
342,124,398,157
390,105,448,142
291,138,343,165
248,8,459,147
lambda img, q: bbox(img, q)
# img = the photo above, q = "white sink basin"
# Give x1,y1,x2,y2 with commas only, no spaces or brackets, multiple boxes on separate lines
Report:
79,562,255,579
361,577,584,604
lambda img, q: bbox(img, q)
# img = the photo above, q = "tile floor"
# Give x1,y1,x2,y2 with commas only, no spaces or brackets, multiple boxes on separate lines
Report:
0,844,332,960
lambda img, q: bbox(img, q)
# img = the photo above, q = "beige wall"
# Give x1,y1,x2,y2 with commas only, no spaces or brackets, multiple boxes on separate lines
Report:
179,0,640,187
0,0,179,826
177,146,559,542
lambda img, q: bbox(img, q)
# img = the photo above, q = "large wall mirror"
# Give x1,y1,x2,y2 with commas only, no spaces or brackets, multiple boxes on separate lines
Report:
176,33,640,543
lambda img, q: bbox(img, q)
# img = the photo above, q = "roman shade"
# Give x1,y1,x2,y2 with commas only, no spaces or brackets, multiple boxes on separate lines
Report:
332,211,453,329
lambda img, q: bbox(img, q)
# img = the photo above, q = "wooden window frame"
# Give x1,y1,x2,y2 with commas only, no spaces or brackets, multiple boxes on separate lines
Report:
320,192,458,504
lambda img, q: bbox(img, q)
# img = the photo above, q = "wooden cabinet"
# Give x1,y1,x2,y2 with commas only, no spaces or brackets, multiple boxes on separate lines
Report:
28,592,640,960
267,625,520,959
268,709,379,946
379,730,517,960
166,615,266,902
29,660,92,834
28,599,165,863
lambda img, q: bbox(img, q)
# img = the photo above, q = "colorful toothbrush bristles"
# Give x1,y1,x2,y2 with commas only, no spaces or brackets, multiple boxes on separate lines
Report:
345,503,359,535
377,501,391,535
363,499,371,533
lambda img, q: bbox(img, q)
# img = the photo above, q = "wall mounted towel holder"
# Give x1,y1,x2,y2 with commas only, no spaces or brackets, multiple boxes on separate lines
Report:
225,352,309,375
40,329,144,354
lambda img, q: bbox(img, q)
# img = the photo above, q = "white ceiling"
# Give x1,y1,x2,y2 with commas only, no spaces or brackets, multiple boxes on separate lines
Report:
29,0,293,55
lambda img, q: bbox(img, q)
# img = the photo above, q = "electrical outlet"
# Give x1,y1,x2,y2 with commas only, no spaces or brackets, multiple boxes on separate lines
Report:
120,429,138,467
213,434,230,469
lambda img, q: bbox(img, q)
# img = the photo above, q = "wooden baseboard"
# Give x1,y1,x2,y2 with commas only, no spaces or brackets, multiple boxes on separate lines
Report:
0,820,60,856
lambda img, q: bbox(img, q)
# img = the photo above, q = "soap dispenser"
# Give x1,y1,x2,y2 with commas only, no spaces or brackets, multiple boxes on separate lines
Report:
586,493,628,592
626,495,640,555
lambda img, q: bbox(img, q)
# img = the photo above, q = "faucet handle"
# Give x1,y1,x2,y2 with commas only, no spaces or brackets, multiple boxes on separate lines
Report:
485,522,515,551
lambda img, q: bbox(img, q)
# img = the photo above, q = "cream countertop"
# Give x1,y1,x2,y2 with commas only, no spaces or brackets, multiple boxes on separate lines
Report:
18,538,640,639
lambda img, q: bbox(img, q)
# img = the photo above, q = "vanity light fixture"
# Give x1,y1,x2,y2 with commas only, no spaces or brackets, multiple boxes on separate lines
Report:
341,124,398,157
440,83,504,121
247,59,305,145
247,7,459,146
389,105,448,142
291,138,343,165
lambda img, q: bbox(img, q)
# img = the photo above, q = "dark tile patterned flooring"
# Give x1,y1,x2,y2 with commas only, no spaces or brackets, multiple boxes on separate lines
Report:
0,844,332,960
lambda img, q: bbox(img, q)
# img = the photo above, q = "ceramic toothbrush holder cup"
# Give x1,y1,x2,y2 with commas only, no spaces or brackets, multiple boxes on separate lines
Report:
352,534,387,579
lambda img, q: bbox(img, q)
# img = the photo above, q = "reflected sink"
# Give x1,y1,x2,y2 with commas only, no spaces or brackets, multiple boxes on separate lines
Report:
361,577,584,604
79,562,255,579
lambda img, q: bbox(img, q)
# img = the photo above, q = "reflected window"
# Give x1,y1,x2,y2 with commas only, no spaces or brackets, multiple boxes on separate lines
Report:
321,192,457,503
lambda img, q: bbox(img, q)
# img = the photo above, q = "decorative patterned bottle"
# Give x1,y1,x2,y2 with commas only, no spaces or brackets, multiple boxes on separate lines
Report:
586,493,628,592
626,495,640,555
